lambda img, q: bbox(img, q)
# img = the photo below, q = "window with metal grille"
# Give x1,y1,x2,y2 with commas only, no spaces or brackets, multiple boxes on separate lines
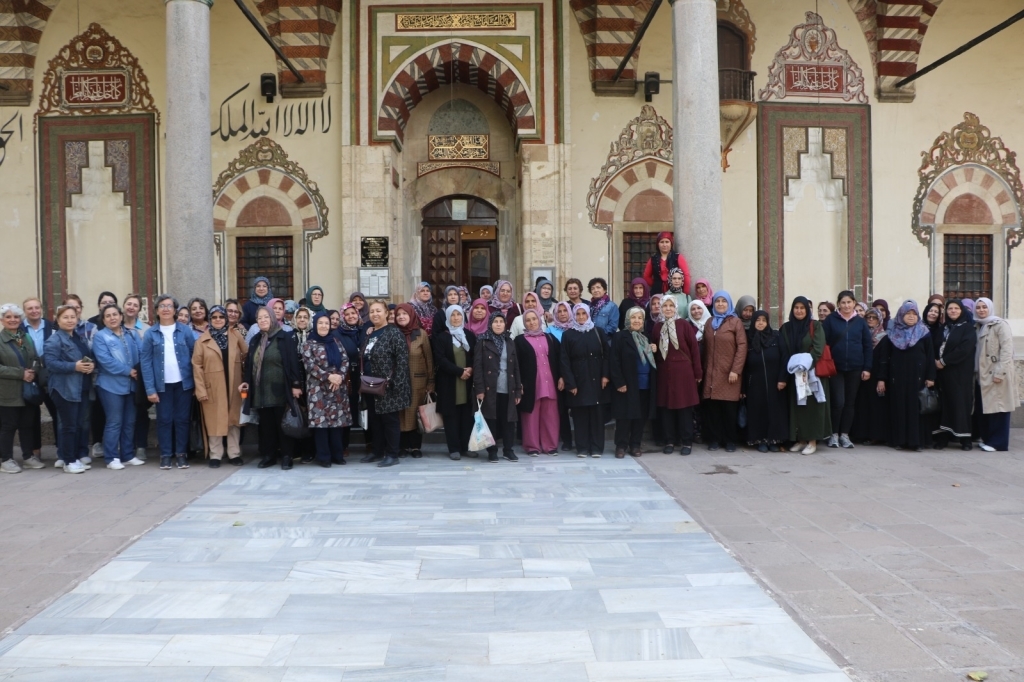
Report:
237,236,294,301
623,232,661,299
943,234,992,300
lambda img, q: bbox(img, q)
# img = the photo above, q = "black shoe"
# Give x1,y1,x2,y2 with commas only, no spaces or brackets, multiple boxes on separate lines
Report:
332,457,347,465
160,455,172,470
449,452,461,460
319,461,331,468
175,454,189,469
488,453,499,463
757,444,769,453
960,443,973,451
281,457,293,470
725,443,737,452
398,451,408,458
654,440,666,447
377,456,399,468
411,450,423,458
546,449,559,456
301,455,314,464
463,451,479,458
768,444,780,452
503,451,518,462
360,454,382,463
561,444,575,452
680,445,692,456
707,442,720,451
257,458,277,468
662,445,674,454
208,459,221,469
228,456,244,466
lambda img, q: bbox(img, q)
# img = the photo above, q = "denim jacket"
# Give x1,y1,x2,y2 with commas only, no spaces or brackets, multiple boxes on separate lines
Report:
94,327,141,396
141,322,196,395
591,300,620,340
44,330,87,402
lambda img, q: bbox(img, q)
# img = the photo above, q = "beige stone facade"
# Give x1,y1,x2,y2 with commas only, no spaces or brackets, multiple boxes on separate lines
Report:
1,0,1023,334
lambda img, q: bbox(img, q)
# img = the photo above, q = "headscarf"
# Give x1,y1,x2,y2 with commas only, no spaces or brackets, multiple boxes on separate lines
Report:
590,291,611,315
659,298,680,359
856,301,869,316
266,298,285,324
888,300,930,350
521,291,545,321
292,306,314,346
395,302,422,348
466,299,491,335
871,299,891,328
693,278,713,306
252,305,282,386
457,286,472,313
961,298,975,314
208,305,230,350
479,285,494,300
571,303,595,332
625,306,656,366
746,310,775,353
648,294,665,324
338,303,362,333
626,277,651,310
442,285,461,310
922,302,944,342
864,308,887,348
409,282,438,323
550,301,574,331
521,310,546,338
710,291,737,331
687,299,709,341
445,304,470,351
308,311,344,369
535,278,556,311
974,297,1002,327
304,285,327,313
490,280,515,312
478,311,510,355
667,268,686,296
348,292,370,323
249,276,272,306
735,295,757,329
784,296,814,352
943,299,973,341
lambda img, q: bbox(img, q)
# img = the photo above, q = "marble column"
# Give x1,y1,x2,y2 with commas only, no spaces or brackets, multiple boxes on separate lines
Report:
670,0,723,288
164,0,215,301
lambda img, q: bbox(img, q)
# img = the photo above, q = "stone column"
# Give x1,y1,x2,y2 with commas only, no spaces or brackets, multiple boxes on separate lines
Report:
670,0,723,288
164,0,215,300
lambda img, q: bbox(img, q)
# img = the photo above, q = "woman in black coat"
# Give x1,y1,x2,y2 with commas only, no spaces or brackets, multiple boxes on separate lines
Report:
473,312,522,462
514,310,561,456
932,299,976,450
241,306,302,470
560,304,610,458
878,301,936,451
434,305,477,460
609,307,658,458
337,304,365,456
850,308,890,444
359,301,411,468
742,311,789,452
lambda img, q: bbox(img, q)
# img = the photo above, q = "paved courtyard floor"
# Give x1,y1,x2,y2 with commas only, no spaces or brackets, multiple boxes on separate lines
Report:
0,455,851,682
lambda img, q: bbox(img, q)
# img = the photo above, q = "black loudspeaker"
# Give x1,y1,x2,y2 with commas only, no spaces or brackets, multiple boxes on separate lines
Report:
644,72,660,102
260,73,277,103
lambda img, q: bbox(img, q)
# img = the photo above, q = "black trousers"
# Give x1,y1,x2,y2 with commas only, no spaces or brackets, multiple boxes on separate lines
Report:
313,427,345,463
485,393,514,455
256,405,295,462
29,396,59,452
0,405,35,461
90,395,104,445
829,369,862,435
703,399,738,445
558,391,573,448
400,429,423,451
660,405,695,446
367,395,400,458
443,402,474,454
572,404,605,455
614,389,650,448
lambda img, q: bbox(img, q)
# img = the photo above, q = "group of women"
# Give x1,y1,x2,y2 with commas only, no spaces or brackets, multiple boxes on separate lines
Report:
1,259,1020,474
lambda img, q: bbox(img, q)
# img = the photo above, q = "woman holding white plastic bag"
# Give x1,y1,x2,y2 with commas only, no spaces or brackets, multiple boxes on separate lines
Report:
473,312,522,462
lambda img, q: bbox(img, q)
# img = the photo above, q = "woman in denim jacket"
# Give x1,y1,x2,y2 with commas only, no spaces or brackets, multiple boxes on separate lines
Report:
44,305,95,473
141,295,196,470
93,304,143,469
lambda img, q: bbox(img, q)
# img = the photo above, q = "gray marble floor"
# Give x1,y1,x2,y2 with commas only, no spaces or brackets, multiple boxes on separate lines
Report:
0,455,852,681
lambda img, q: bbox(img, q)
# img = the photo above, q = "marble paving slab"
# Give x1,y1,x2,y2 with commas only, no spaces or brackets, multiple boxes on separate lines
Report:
0,456,852,681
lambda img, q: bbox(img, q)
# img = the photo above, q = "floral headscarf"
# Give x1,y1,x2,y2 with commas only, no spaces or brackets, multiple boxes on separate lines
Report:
490,280,515,312
625,306,656,366
571,303,595,333
551,301,574,331
888,300,929,350
478,311,510,355
249,276,273,306
659,297,680,359
626,277,651,309
864,308,887,348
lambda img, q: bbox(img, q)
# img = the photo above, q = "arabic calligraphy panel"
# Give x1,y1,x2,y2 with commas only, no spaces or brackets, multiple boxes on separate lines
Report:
395,12,516,31
783,64,845,97
62,70,131,107
428,134,490,161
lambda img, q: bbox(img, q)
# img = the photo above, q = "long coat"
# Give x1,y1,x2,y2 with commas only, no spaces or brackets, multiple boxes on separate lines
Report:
560,327,610,408
433,329,476,417
936,321,976,437
192,329,248,437
514,333,560,414
851,338,890,443
879,335,936,449
243,331,301,409
473,336,522,422
300,339,353,428
609,330,658,420
977,318,1019,414
778,320,832,441
650,320,702,410
361,325,411,415
399,330,434,431
742,330,790,443
0,329,39,407
701,316,747,401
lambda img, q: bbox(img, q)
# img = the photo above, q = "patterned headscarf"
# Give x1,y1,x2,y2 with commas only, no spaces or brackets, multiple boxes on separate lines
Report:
571,303,595,333
490,280,515,312
478,311,510,355
395,302,423,348
466,299,491,335
409,282,437,327
625,306,656,366
457,286,472,312
888,300,930,350
648,294,665,324
550,301,574,331
710,291,737,331
249,277,272,306
208,305,229,351
864,308,887,348
446,304,470,351
667,269,686,295
659,297,680,359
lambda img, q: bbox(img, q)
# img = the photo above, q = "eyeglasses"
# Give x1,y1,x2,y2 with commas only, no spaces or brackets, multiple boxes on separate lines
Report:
210,315,226,320
157,303,175,310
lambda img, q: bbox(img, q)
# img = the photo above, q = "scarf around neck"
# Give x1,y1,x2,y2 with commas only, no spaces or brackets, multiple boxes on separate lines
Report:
308,311,345,369
627,278,651,309
478,311,510,355
409,283,437,322
659,310,680,359
535,278,556,311
208,305,230,350
395,302,422,347
625,306,656,366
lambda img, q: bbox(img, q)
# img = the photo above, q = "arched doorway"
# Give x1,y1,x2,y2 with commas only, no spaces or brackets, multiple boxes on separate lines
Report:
422,196,499,300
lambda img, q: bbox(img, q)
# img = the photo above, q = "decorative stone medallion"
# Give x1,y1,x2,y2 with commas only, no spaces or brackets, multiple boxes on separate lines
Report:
758,12,868,104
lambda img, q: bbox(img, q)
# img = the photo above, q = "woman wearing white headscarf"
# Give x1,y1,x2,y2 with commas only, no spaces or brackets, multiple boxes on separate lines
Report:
433,305,477,460
973,297,1018,451
559,304,610,457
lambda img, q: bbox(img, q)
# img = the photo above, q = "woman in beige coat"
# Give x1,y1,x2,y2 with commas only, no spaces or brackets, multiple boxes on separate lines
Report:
973,297,1018,451
701,291,747,452
193,306,248,466
395,303,434,458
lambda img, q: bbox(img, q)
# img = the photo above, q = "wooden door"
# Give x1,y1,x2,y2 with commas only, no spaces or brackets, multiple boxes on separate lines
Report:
462,240,498,298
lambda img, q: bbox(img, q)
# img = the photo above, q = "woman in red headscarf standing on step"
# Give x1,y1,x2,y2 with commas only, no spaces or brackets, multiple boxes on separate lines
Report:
643,231,691,296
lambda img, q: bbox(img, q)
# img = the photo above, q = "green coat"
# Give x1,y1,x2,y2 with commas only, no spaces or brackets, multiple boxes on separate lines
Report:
0,329,39,407
777,320,832,441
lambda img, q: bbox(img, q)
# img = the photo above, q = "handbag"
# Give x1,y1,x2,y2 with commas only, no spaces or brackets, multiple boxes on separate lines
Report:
417,393,444,434
809,322,837,378
21,380,44,406
281,394,310,439
358,345,390,396
919,386,940,415
188,404,206,452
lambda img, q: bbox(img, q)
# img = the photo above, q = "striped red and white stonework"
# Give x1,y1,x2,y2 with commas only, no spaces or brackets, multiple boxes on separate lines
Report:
0,0,60,103
255,0,341,91
214,167,320,231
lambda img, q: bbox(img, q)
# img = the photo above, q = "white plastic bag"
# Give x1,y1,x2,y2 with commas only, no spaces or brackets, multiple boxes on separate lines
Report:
467,399,495,451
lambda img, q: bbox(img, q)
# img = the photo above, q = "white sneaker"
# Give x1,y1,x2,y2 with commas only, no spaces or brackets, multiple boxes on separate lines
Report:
1,460,22,474
801,442,817,455
124,457,145,466
107,459,125,470
80,455,93,465
788,442,806,453
54,459,65,468
978,443,996,452
91,443,103,458
64,461,86,474
135,447,147,462
22,456,45,469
